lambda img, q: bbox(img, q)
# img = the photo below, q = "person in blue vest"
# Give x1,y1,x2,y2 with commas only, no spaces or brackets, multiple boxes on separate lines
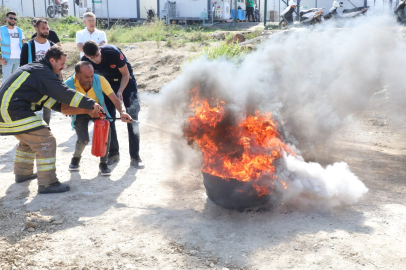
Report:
0,12,25,84
65,61,132,175
81,40,144,169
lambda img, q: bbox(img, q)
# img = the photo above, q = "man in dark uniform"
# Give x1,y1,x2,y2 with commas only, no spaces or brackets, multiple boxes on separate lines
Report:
82,40,144,168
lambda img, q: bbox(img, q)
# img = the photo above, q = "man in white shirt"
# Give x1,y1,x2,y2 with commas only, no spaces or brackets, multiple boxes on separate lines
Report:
76,12,107,58
0,12,25,83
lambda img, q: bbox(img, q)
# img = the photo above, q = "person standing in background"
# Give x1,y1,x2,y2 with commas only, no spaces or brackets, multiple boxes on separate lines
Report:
0,12,25,84
20,18,56,126
245,0,254,21
76,12,107,58
31,18,61,47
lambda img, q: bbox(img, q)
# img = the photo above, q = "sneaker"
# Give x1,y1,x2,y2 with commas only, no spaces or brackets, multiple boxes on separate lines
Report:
99,163,111,176
15,173,37,183
130,157,145,169
38,181,70,194
107,155,120,165
68,157,81,171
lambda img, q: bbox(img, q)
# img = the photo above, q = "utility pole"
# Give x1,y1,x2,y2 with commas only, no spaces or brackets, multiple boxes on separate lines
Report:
32,0,36,17
229,0,238,28
296,0,300,20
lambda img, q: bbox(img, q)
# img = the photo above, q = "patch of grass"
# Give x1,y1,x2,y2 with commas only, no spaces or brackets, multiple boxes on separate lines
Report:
225,33,234,43
156,35,161,48
60,15,81,24
66,50,80,69
244,29,262,40
200,42,249,60
105,20,218,44
0,6,250,46
165,38,173,47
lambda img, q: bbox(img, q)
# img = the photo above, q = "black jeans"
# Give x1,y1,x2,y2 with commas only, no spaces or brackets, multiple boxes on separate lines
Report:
104,79,140,159
73,114,111,163
246,7,254,21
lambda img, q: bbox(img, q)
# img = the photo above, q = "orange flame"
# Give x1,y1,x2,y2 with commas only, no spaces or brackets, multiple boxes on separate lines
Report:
183,87,294,196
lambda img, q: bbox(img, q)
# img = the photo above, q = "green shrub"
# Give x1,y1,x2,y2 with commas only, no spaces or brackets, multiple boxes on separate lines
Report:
60,15,80,24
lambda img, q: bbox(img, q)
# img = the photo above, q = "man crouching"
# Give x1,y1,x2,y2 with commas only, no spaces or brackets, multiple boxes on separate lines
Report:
0,46,105,194
65,61,132,175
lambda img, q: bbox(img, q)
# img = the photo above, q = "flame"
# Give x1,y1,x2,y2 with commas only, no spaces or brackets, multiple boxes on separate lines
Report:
183,87,294,196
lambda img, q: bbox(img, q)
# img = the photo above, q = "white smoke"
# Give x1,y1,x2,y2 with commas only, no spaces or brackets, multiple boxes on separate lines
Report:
276,153,369,209
143,14,406,208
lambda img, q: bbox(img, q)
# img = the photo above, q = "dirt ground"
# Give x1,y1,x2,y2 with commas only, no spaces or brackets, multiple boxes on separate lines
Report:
1,40,406,270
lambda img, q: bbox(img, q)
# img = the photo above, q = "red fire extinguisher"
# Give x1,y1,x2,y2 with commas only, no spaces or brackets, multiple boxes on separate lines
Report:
91,113,110,157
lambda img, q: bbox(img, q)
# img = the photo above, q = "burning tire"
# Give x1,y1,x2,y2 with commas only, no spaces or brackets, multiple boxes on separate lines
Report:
202,171,270,211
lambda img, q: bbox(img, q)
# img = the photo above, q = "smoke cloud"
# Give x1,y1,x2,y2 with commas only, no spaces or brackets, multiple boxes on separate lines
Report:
143,14,406,208
276,153,368,209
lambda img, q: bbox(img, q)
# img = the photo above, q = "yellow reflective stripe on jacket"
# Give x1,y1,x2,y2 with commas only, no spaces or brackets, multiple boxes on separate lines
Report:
15,157,35,164
0,118,45,133
15,150,36,158
37,164,56,171
31,95,49,109
0,71,30,123
37,95,48,104
36,157,56,165
69,92,84,107
44,98,57,109
33,95,49,109
0,116,42,128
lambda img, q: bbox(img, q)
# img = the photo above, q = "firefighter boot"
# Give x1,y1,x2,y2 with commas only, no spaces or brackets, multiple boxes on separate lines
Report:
38,181,70,194
15,173,37,183
69,157,81,171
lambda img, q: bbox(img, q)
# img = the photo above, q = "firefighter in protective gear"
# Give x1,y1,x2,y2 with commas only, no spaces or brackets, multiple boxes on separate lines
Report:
0,46,104,194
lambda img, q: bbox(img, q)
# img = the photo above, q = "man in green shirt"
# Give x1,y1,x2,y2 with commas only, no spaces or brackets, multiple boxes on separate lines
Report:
245,0,254,21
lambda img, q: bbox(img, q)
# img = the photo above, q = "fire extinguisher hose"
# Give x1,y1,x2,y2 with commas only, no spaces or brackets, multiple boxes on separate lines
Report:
90,117,180,137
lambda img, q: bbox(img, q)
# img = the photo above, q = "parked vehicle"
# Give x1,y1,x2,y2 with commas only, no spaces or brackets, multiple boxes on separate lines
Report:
323,1,369,20
254,4,260,22
279,0,324,29
47,0,69,18
394,0,406,23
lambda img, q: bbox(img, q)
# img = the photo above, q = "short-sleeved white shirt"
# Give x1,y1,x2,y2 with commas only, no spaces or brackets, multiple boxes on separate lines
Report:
34,40,51,61
76,28,107,58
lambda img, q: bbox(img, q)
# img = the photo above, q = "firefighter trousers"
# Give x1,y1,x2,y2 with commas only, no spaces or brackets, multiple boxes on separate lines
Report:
13,127,58,186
